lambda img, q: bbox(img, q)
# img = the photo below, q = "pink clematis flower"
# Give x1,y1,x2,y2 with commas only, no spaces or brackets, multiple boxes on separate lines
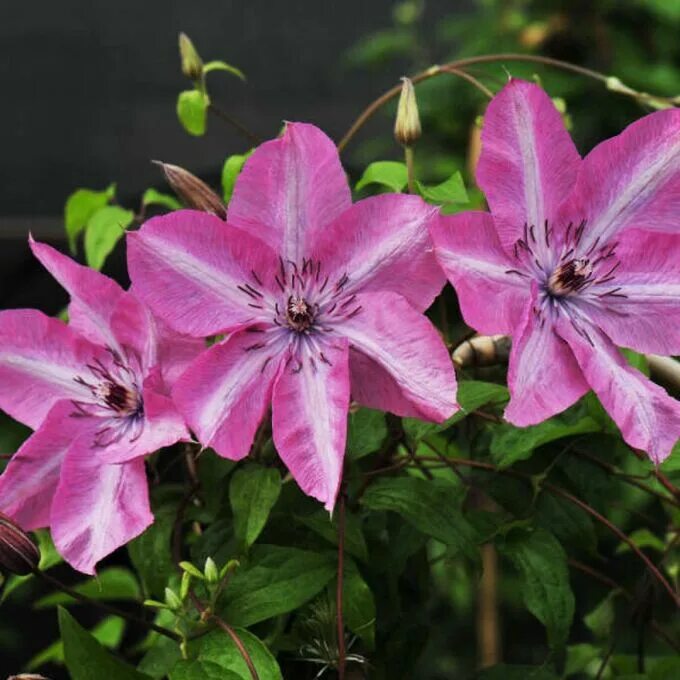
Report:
0,240,201,573
430,79,680,463
127,122,458,510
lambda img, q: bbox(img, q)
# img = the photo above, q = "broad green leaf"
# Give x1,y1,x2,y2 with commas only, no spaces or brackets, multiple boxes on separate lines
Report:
297,509,369,562
498,528,574,651
137,634,182,679
221,151,252,203
564,643,600,677
475,665,558,679
142,188,181,211
355,161,408,193
362,477,479,559
343,560,376,649
220,545,335,626
535,493,597,556
229,464,281,549
172,628,282,680
59,607,150,680
490,414,600,468
416,171,468,205
203,60,246,80
403,380,508,442
177,89,209,136
84,205,135,270
347,407,387,459
64,184,116,252
35,567,140,608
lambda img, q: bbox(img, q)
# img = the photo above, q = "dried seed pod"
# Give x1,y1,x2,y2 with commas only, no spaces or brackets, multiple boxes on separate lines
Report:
0,512,40,575
154,161,227,219
394,77,421,147
452,334,511,369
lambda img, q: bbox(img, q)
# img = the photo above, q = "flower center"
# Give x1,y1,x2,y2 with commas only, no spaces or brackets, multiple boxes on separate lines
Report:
548,258,593,296
286,295,315,332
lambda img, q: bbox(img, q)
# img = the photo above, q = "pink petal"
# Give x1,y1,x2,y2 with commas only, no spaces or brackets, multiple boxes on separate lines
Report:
566,107,680,251
0,310,101,428
557,314,680,464
430,211,528,334
227,122,351,262
172,330,283,459
579,229,680,355
476,79,580,253
127,210,279,337
0,401,80,530
30,238,124,349
272,338,350,511
338,291,457,422
311,193,444,311
51,445,153,574
505,293,589,426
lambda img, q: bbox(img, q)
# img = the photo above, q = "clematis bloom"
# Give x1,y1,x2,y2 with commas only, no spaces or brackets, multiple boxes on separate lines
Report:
0,240,200,573
128,122,457,510
431,79,680,463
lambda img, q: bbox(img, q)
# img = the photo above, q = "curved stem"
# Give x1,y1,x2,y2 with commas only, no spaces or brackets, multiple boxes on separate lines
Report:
336,492,347,680
207,103,262,146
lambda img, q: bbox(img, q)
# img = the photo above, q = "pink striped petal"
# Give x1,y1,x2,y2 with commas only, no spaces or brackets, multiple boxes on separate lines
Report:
476,79,580,254
127,210,279,337
311,193,444,311
227,122,351,262
338,291,457,422
566,107,680,251
272,338,349,511
430,211,528,334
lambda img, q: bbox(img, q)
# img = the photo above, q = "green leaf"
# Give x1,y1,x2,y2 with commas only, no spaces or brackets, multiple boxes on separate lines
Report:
84,205,135,270
355,161,408,193
535,493,597,556
220,545,335,627
177,89,209,136
64,184,116,252
347,407,387,459
403,380,508,442
584,592,616,639
203,60,246,80
221,151,253,203
59,607,150,680
343,560,376,649
172,628,282,680
229,464,281,549
615,527,665,554
35,567,140,608
137,633,182,679
297,509,369,562
490,413,600,468
475,664,558,679
416,171,468,205
142,188,181,211
498,528,574,651
362,477,479,559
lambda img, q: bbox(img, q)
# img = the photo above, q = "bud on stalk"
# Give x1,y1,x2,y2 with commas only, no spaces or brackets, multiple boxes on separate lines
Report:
394,77,421,148
0,512,40,575
154,161,227,220
178,33,203,81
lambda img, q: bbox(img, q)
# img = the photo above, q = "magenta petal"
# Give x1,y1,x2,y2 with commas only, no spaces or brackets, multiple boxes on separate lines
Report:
430,211,528,334
0,401,79,530
312,194,443,311
566,107,680,250
172,330,282,459
227,122,351,262
51,445,153,574
127,210,279,337
557,315,680,464
339,291,457,422
30,238,124,348
109,291,159,371
476,79,580,252
0,309,101,428
272,338,350,511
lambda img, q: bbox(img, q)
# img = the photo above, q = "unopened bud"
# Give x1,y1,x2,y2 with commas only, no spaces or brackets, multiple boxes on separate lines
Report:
394,77,421,147
204,557,219,585
178,33,203,81
0,512,40,575
154,161,227,220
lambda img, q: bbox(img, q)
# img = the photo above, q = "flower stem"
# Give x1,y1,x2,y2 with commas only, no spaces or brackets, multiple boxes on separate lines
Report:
207,102,261,146
404,146,416,194
336,492,347,680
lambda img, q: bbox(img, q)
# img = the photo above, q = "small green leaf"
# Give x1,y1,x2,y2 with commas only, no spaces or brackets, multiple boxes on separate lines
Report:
179,561,205,579
416,171,468,205
64,184,116,252
229,464,281,549
347,407,387,459
584,592,617,639
142,188,181,211
177,89,209,136
59,607,150,680
203,60,246,80
355,161,408,193
343,560,376,649
221,151,253,202
84,205,135,270
615,527,665,554
498,528,574,651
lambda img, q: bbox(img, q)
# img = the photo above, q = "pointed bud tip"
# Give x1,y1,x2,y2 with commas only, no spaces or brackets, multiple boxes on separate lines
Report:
394,77,421,147
0,513,40,576
155,161,227,220
178,32,203,81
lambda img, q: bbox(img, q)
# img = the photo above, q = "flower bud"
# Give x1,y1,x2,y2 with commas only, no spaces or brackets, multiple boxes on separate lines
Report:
178,33,203,81
204,557,219,585
153,161,227,220
0,513,40,575
394,77,421,147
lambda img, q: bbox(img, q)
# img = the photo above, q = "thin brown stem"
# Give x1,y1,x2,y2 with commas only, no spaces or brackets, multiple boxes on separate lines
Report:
207,103,262,146
439,66,494,99
336,492,347,680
